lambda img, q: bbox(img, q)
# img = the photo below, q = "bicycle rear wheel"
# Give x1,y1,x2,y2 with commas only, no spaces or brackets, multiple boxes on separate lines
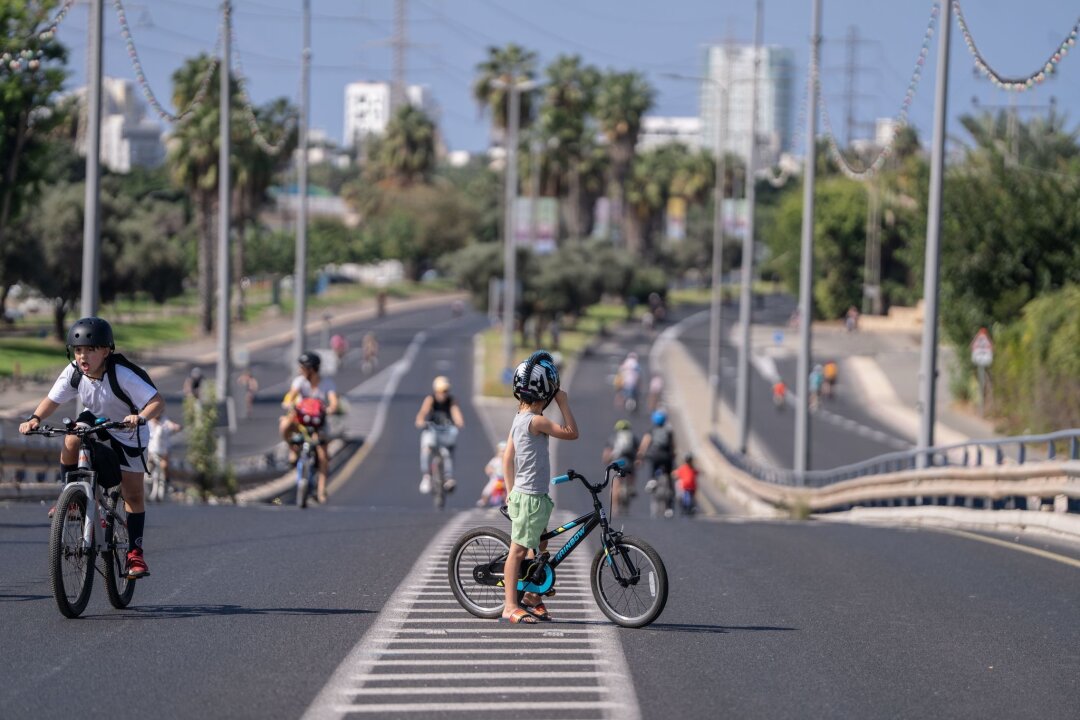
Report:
103,495,135,609
431,458,445,510
296,457,309,508
49,484,95,618
591,535,668,628
448,526,510,618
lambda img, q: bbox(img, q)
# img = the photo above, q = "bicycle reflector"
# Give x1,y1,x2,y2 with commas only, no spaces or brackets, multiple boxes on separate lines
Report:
294,398,326,429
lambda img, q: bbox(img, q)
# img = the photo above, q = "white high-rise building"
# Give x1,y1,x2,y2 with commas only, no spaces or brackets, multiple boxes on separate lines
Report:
343,81,435,150
701,45,795,168
76,77,165,172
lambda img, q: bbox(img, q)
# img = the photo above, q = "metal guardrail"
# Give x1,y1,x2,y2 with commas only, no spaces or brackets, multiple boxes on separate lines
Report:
712,429,1080,489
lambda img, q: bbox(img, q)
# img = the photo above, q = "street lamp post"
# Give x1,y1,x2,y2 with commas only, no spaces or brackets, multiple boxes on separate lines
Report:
491,77,537,377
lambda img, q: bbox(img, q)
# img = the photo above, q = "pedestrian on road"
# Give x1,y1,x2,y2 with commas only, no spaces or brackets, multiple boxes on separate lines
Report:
236,368,258,418
501,351,578,624
19,316,163,579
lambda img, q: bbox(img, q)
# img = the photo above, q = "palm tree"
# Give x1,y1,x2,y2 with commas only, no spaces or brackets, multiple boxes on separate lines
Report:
366,105,437,188
593,71,655,253
168,54,223,335
473,44,538,143
232,97,296,320
625,144,716,257
540,54,600,240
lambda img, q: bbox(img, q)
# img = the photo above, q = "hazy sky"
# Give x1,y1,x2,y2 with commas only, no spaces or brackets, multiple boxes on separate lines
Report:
55,0,1079,154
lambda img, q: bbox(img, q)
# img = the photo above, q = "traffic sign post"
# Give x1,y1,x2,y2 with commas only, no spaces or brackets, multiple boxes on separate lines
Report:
970,328,993,416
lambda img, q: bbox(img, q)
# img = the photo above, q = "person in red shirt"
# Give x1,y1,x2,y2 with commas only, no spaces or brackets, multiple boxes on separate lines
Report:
673,453,698,516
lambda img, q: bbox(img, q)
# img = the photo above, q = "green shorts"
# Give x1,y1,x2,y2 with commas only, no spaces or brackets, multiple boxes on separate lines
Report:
506,489,554,549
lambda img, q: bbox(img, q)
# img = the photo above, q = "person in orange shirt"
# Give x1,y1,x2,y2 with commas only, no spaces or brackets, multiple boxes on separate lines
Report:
673,453,698,516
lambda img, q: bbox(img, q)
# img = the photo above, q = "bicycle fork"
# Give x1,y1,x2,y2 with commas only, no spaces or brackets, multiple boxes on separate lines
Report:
601,536,641,588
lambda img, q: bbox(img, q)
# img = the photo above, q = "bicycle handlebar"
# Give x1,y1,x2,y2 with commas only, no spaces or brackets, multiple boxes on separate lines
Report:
549,459,630,494
24,418,130,438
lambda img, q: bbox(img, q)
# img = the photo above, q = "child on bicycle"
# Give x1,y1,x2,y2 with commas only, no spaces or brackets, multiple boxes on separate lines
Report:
673,453,698,515
147,415,182,502
18,317,164,579
280,351,339,503
476,441,508,508
501,351,578,624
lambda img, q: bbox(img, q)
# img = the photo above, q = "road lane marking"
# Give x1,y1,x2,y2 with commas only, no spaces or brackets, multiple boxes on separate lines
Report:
326,331,427,496
935,527,1080,569
302,510,640,720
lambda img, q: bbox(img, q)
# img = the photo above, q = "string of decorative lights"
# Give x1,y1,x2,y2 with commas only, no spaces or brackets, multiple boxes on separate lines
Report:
111,0,220,123
954,0,1078,91
1,0,79,74
228,1,297,156
817,2,939,181
763,83,807,188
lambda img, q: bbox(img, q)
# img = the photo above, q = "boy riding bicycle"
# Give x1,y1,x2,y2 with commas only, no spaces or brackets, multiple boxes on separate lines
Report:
18,317,164,579
501,351,578,624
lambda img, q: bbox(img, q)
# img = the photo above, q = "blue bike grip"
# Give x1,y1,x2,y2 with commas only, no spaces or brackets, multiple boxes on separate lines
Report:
615,458,628,469
551,474,570,485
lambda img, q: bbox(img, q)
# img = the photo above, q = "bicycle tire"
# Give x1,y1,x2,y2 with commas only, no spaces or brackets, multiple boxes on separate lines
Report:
296,456,309,509
103,497,135,609
432,458,445,510
447,526,511,618
307,457,318,506
590,535,668,628
49,483,95,618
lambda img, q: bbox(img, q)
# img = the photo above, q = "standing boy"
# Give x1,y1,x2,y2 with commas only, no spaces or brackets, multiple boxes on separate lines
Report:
501,351,578,624
19,317,164,578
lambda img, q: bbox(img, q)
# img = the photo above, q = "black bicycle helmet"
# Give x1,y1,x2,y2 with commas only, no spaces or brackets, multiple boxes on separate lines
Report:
66,317,115,350
298,351,321,372
512,350,560,405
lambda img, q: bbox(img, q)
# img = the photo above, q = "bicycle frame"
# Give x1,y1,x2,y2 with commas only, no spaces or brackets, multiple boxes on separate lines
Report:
512,463,642,594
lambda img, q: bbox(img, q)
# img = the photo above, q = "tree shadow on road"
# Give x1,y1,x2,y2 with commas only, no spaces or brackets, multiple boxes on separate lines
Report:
86,604,377,620
0,593,51,602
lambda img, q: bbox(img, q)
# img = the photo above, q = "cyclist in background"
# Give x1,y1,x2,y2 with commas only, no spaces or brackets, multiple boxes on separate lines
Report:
476,441,508,508
638,410,677,518
822,360,838,399
602,419,639,516
614,352,641,412
414,376,465,494
809,364,825,411
147,415,182,502
280,351,339,503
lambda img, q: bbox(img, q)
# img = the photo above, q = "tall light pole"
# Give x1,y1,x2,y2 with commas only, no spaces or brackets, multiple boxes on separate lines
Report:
917,0,952,467
736,0,764,454
492,77,537,377
664,62,733,432
794,0,822,480
292,0,311,363
217,0,233,442
80,0,104,318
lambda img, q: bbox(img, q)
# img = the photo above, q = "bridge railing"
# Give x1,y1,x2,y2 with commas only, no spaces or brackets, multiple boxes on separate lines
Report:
711,429,1080,489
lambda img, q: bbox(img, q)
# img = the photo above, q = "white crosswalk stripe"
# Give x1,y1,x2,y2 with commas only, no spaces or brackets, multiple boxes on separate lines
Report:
302,510,640,720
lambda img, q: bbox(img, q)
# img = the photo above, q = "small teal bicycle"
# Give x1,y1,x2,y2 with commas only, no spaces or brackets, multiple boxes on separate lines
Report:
448,461,669,628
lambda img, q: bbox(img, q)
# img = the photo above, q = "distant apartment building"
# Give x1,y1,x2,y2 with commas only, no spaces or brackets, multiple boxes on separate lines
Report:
637,116,702,151
343,81,435,150
75,77,165,173
701,44,795,168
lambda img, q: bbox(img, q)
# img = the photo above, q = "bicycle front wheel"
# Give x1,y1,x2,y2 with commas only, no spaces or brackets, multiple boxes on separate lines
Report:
431,459,445,510
103,497,135,609
49,484,95,618
591,535,668,628
296,459,309,508
448,526,510,618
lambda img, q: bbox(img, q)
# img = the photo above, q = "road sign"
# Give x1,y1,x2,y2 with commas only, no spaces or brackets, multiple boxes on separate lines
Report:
970,328,993,367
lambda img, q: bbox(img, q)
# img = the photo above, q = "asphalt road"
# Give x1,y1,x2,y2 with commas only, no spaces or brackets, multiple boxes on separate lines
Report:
1,306,1078,719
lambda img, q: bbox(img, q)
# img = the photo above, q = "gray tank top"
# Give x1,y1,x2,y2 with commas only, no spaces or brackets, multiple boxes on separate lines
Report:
510,410,550,495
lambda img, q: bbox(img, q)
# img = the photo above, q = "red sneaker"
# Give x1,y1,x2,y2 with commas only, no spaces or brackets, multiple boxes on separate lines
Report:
126,548,150,579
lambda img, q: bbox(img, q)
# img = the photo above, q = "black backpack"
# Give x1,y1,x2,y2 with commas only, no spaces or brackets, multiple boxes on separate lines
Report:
69,353,157,415
647,425,674,460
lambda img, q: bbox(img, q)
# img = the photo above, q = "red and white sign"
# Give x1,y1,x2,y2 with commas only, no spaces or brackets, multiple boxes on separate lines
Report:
970,328,993,367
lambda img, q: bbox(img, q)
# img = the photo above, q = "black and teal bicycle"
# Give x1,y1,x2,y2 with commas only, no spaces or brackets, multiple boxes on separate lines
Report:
448,460,669,628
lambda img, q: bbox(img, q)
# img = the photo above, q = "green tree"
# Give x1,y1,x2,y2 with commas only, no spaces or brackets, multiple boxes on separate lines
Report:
540,54,601,240
168,54,225,335
473,44,538,140
0,2,68,313
365,105,437,188
593,70,655,253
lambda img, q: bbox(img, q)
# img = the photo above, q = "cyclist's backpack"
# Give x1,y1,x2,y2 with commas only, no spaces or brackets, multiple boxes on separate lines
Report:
648,425,674,460
69,353,157,415
611,429,636,459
